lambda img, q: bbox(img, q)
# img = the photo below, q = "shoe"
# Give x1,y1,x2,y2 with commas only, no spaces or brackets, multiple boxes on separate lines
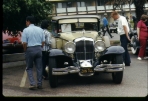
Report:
111,36,114,38
44,77,49,80
37,85,43,89
125,63,130,66
42,76,49,80
137,57,142,60
143,57,148,60
29,85,36,90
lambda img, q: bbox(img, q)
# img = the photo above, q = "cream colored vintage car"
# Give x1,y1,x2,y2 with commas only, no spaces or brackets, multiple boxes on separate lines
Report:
48,15,125,88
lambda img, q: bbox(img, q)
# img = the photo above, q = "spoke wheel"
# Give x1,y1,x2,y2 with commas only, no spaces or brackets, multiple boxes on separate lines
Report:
48,58,58,88
130,36,139,55
112,54,124,84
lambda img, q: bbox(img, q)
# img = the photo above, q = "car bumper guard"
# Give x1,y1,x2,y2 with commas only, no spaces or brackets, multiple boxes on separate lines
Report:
52,64,125,75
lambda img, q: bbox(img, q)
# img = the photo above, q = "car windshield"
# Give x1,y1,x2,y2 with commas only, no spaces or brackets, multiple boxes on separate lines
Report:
59,22,98,32
51,18,99,36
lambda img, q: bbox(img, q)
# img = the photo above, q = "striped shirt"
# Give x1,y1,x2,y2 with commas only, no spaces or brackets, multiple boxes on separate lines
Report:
42,29,52,51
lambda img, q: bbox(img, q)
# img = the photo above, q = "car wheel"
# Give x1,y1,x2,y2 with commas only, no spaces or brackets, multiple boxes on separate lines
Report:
112,54,123,84
130,36,139,55
48,57,58,88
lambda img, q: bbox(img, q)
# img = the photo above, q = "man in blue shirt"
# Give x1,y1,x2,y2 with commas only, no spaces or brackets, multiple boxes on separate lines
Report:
21,16,45,90
102,14,113,38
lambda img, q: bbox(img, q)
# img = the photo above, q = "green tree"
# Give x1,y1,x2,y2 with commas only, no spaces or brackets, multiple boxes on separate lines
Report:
3,0,53,34
102,0,147,18
133,0,148,21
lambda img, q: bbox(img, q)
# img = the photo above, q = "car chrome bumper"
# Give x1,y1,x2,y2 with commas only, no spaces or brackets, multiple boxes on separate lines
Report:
94,64,125,72
52,63,125,76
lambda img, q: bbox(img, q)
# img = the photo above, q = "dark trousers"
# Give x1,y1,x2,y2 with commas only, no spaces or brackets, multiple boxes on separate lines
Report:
102,25,112,38
133,21,137,30
120,34,131,65
25,46,42,86
42,51,49,77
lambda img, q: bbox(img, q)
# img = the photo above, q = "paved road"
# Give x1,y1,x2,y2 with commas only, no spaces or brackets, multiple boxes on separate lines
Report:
2,50,148,97
2,33,148,97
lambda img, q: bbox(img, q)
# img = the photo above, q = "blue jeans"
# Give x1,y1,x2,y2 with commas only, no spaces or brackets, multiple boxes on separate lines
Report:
120,34,131,64
25,46,42,86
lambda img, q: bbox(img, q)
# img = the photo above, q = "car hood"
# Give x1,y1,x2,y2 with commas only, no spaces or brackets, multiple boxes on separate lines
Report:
60,31,98,41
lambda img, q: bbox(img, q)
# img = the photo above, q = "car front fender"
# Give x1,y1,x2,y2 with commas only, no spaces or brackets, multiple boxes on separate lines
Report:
49,49,68,57
103,46,125,55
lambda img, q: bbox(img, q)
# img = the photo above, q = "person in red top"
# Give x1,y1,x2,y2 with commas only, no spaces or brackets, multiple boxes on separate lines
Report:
137,14,148,60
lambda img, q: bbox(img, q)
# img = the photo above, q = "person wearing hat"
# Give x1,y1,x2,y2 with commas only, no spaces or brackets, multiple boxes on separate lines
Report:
102,13,113,38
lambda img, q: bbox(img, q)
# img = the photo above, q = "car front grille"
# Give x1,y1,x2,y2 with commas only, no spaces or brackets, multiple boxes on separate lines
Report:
75,40,94,60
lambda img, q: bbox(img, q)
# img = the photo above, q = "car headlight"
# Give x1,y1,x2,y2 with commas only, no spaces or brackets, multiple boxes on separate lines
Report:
94,40,105,52
64,42,76,53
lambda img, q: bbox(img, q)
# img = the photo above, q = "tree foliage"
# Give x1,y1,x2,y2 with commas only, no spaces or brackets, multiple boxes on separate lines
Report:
104,0,147,18
3,0,53,33
133,0,148,21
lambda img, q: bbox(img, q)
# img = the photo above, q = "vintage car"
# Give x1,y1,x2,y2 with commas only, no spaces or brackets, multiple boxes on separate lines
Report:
48,15,125,88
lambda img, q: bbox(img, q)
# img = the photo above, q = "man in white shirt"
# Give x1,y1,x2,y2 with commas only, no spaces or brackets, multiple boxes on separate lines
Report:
111,11,131,66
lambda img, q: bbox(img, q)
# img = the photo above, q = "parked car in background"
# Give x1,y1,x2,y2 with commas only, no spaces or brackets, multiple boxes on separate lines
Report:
130,30,148,55
47,15,125,88
2,32,23,54
109,20,118,33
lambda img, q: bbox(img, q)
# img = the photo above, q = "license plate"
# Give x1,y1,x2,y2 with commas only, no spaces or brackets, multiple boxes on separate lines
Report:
80,68,94,74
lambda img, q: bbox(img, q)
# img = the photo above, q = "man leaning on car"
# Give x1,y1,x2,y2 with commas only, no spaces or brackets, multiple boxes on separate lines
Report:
111,11,131,66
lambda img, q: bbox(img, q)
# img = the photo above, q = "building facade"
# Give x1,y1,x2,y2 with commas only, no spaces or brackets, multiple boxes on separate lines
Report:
47,0,148,23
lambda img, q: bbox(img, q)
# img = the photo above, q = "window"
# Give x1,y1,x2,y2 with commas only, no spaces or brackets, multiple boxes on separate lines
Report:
62,2,66,8
86,1,92,6
67,2,72,7
57,3,66,8
57,3,62,8
97,0,105,6
77,2,85,7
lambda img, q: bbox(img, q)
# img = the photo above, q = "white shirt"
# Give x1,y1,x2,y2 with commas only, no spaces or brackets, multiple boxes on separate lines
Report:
117,15,129,35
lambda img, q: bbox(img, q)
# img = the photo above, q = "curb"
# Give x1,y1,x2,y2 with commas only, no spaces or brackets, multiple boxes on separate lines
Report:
3,60,26,69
